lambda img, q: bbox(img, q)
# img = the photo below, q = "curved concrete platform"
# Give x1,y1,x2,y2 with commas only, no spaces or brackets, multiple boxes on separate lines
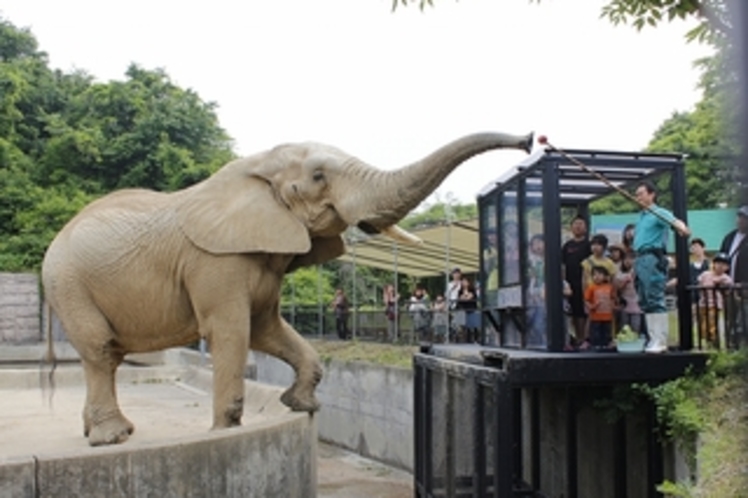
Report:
0,348,316,498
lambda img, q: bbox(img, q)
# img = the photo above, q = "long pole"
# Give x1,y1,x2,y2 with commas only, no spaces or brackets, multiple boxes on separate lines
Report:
538,136,682,231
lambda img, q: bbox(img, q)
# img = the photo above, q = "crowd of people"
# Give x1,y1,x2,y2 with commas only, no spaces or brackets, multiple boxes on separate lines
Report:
329,269,481,344
329,181,748,350
562,181,746,352
365,268,482,343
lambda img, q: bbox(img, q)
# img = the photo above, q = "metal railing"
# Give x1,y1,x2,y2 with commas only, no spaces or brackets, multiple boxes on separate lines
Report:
280,306,481,344
687,283,748,350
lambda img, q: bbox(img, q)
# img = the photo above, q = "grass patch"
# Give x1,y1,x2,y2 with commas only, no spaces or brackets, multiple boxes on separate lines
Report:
687,372,748,497
308,338,418,369
640,350,748,496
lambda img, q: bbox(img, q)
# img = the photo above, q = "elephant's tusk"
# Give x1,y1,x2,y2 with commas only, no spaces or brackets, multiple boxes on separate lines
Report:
381,225,423,246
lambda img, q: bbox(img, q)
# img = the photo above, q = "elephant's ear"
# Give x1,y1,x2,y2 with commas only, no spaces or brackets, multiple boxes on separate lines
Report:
286,236,346,273
178,175,311,254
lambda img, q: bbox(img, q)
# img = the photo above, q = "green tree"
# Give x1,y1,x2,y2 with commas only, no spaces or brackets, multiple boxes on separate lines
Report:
0,17,238,271
400,195,477,230
281,267,336,306
393,0,731,45
35,64,234,193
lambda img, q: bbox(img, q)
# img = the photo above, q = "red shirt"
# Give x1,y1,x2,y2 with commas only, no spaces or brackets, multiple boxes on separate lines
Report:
585,283,615,322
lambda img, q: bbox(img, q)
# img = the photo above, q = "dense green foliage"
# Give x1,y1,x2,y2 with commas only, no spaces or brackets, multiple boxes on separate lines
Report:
0,17,234,271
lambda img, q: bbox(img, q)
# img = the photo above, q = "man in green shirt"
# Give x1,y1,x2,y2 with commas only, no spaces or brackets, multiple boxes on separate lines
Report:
633,181,691,353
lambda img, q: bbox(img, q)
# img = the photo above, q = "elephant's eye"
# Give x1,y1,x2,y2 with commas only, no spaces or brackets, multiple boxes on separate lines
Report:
312,170,325,182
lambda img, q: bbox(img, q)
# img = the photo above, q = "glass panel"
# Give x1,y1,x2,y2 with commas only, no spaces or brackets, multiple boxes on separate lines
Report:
481,195,500,346
499,190,522,348
524,178,547,348
500,191,520,286
482,195,499,304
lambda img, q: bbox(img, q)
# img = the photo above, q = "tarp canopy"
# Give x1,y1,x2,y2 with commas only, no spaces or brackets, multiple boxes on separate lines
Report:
337,219,480,278
336,207,734,278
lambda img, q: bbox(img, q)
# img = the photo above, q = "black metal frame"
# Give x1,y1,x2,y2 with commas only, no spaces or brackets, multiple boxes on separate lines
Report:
478,148,691,352
414,345,708,498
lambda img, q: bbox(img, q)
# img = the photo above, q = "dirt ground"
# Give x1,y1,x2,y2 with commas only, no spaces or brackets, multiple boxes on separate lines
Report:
0,374,413,497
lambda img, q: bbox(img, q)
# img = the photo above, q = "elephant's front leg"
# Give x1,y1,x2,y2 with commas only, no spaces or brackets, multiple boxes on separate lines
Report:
203,310,250,429
251,313,322,413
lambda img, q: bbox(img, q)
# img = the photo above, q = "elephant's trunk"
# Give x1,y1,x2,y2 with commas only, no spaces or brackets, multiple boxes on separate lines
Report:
344,132,533,235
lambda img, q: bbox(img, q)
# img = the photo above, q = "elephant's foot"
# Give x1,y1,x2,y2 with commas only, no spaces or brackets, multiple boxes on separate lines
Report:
211,396,244,430
87,415,135,446
280,384,320,413
83,410,133,438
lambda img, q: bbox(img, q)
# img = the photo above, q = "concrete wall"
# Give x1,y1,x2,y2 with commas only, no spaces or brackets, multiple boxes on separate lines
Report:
252,351,414,472
0,273,40,344
0,359,317,498
255,351,693,497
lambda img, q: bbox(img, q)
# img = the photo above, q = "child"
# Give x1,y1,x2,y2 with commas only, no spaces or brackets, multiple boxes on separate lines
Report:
614,254,643,334
697,253,733,346
608,243,625,271
581,234,619,290
584,266,616,350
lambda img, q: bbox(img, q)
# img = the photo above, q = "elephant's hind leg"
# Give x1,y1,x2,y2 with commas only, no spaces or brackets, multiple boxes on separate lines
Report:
251,316,322,413
80,354,134,446
56,300,134,446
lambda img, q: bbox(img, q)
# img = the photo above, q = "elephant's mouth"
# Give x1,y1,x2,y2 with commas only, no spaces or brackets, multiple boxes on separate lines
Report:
356,221,380,235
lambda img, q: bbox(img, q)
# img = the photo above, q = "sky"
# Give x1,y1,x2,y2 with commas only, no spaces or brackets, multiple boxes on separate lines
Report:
2,0,713,205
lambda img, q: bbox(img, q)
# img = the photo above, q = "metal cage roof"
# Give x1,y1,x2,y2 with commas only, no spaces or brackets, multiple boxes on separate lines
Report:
478,147,685,203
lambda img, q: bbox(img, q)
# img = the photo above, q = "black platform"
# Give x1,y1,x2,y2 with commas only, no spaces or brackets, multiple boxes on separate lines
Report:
426,344,708,386
414,344,708,498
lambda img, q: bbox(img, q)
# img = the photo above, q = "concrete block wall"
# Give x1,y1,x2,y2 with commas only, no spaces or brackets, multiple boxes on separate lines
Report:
0,273,40,343
252,351,414,472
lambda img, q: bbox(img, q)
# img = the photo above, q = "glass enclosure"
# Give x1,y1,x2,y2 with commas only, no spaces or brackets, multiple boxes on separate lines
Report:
478,149,689,352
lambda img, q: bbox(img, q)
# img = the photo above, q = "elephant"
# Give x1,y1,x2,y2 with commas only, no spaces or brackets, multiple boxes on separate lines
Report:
41,131,533,446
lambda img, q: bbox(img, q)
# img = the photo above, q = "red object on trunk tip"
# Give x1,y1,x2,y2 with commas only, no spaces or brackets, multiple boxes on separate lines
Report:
537,135,548,145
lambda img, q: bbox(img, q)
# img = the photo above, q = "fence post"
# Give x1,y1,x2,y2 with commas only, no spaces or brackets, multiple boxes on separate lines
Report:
317,266,324,337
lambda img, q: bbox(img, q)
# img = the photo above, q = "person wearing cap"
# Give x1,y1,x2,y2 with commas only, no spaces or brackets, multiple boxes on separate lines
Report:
696,252,733,346
608,243,626,269
633,181,691,353
719,206,748,284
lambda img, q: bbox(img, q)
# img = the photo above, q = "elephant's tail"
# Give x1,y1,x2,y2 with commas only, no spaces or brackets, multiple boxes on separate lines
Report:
40,300,57,406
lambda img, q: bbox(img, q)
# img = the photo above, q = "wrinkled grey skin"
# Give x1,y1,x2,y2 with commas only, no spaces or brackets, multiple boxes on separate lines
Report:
42,131,532,446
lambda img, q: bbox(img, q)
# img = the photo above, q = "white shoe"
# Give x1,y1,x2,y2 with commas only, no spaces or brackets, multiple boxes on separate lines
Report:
645,313,668,354
645,342,667,354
